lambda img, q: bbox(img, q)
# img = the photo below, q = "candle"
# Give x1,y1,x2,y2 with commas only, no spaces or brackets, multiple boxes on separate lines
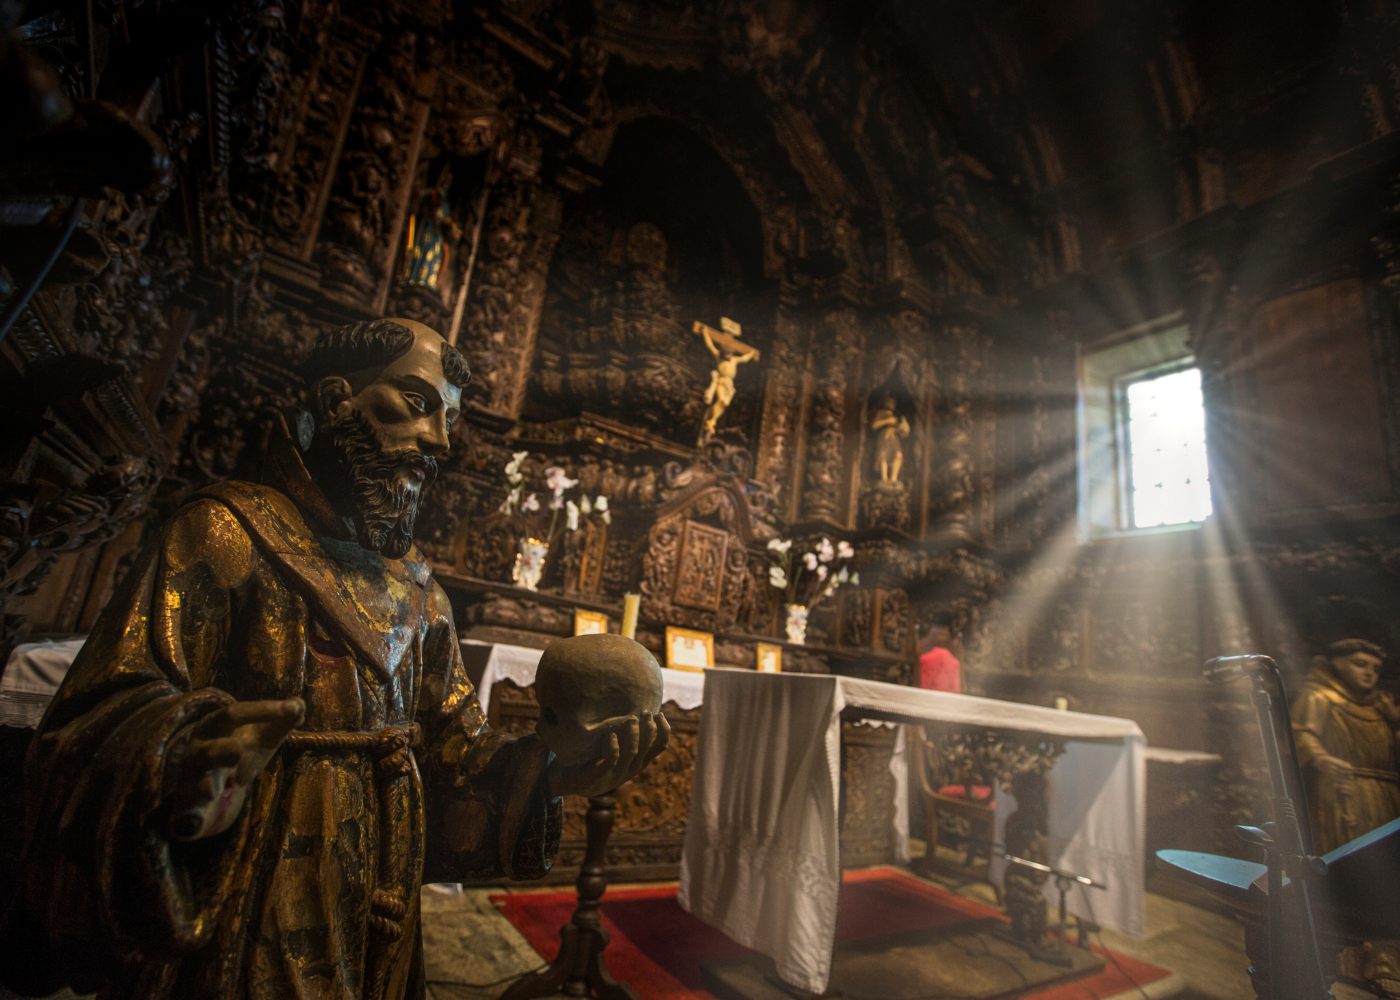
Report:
621,593,640,639
1054,695,1069,712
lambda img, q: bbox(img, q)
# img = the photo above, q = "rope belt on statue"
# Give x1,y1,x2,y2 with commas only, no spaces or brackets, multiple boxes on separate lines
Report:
280,723,421,776
1347,766,1399,783
282,723,423,949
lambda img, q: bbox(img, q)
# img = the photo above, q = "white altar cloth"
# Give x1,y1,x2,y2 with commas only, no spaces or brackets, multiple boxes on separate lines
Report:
678,669,1145,995
0,637,85,728
464,639,707,715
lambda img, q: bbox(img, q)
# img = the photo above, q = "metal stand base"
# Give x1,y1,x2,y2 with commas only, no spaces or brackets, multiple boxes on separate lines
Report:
499,794,637,1000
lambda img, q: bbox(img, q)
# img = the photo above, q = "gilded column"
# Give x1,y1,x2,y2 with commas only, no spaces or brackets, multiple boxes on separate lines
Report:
754,293,808,511
798,308,860,523
316,29,424,299
455,154,564,420
930,319,978,540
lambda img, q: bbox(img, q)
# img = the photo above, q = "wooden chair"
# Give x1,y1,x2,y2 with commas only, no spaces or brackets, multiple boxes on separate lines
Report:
911,725,999,898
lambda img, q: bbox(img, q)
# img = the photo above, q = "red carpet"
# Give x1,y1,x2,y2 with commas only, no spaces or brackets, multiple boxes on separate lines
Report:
491,867,1172,1000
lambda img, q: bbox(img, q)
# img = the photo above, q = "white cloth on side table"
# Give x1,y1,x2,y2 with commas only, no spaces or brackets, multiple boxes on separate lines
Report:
463,639,707,716
679,668,1146,996
0,637,85,728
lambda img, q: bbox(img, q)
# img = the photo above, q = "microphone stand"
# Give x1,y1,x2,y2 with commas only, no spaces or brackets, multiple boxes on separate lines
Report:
1000,851,1106,966
1205,655,1331,1000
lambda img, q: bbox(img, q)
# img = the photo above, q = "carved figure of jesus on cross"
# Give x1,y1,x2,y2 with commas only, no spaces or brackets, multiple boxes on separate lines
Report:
694,316,760,445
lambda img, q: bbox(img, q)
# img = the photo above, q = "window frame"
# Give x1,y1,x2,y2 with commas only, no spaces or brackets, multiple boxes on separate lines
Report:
1112,360,1209,532
1077,318,1212,541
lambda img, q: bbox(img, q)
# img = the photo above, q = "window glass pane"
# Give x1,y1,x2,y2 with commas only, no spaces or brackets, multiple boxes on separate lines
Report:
1124,367,1212,528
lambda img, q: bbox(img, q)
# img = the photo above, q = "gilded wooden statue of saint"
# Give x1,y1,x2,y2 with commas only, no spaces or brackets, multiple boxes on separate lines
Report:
869,395,911,485
1290,636,1400,993
2,319,668,1000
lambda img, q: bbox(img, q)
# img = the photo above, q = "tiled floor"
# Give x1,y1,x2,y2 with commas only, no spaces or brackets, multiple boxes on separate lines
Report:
419,862,1263,1000
2,862,1332,1000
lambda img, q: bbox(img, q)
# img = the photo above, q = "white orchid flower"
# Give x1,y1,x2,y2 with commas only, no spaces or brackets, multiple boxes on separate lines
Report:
817,537,835,563
767,538,791,554
545,467,579,495
816,564,829,581
521,492,540,513
499,486,521,513
601,510,611,524
802,552,818,571
549,494,565,510
580,495,592,515
566,499,580,531
836,566,849,583
769,566,788,589
595,496,608,512
850,572,860,586
836,540,854,560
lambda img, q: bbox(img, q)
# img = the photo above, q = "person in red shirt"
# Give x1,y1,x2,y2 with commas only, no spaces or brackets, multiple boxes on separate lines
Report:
918,614,962,693
911,614,991,874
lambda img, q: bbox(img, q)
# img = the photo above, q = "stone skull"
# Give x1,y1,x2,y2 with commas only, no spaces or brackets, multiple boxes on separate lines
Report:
534,633,664,767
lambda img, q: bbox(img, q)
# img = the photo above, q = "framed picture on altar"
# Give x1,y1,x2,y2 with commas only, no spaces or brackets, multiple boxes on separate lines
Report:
756,642,782,673
573,610,609,636
665,626,714,672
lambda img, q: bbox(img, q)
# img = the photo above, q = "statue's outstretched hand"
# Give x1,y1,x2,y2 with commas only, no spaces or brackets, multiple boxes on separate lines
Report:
165,698,305,841
546,711,670,799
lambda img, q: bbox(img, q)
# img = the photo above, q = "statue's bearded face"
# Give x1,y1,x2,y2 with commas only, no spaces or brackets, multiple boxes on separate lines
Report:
316,322,463,558
325,407,438,558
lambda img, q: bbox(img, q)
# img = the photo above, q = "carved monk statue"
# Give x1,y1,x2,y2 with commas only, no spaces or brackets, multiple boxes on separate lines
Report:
1291,636,1400,994
2,318,668,999
869,395,911,485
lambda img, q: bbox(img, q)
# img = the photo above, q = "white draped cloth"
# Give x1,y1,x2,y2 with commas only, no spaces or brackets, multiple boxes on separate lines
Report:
0,637,85,728
464,639,707,715
679,669,1145,995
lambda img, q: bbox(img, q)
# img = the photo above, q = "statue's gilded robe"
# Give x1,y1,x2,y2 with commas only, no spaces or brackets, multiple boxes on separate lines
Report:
1291,667,1400,853
7,456,561,999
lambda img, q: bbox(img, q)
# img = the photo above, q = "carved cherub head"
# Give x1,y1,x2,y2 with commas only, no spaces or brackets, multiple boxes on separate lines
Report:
535,634,664,767
301,318,469,557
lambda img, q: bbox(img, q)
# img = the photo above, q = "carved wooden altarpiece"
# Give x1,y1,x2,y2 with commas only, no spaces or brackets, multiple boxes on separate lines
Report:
641,475,758,634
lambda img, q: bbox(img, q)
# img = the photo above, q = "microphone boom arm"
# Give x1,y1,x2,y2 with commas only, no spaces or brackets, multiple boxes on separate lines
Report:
1204,654,1331,999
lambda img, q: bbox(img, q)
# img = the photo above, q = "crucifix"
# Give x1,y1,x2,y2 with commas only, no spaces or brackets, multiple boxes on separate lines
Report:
693,316,760,445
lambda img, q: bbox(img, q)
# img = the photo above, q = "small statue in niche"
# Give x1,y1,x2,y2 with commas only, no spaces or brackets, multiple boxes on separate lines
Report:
401,163,461,293
2,318,668,1000
869,395,911,485
1290,635,1400,994
695,316,760,444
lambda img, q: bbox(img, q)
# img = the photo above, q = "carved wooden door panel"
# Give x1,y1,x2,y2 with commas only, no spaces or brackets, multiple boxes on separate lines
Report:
673,520,729,612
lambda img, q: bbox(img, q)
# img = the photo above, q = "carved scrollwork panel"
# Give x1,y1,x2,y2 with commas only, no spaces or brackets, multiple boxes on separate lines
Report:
673,519,729,612
840,722,900,867
876,587,910,655
640,480,756,633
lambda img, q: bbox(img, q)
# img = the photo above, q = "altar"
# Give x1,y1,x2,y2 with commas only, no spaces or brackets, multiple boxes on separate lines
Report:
678,668,1146,996
464,640,906,882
